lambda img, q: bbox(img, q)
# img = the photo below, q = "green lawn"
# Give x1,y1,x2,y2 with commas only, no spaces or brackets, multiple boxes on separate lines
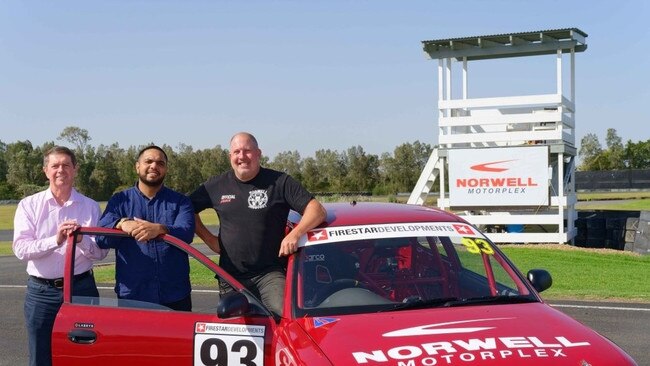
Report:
5,242,649,302
579,198,650,211
3,194,650,302
85,244,650,302
2,193,649,230
0,203,219,231
0,204,14,230
0,241,11,256
93,255,221,286
501,245,650,302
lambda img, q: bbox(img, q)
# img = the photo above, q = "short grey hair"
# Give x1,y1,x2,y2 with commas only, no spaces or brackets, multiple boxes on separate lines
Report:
43,146,77,167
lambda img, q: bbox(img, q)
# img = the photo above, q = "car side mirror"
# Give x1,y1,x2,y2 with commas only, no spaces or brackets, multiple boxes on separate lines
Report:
217,292,250,318
527,269,553,293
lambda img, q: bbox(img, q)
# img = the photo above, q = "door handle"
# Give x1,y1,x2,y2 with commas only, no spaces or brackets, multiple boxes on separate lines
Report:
68,329,97,344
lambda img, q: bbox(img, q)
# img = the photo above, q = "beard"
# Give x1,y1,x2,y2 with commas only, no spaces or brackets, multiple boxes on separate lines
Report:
139,172,165,187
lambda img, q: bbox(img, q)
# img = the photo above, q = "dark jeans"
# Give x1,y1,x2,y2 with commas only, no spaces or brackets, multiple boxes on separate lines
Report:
220,270,286,318
162,294,193,311
24,274,99,366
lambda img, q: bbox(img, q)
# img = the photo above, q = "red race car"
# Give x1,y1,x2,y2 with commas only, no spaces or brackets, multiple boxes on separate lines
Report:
52,202,637,365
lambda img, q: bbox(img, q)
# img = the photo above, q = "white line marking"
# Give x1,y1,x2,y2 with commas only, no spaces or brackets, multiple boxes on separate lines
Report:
0,284,219,293
0,285,646,310
551,303,650,312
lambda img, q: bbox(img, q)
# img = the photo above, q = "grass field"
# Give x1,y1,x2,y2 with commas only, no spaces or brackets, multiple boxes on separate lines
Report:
2,192,649,231
0,208,218,255
0,203,219,231
501,245,650,302
3,193,650,302
88,244,650,302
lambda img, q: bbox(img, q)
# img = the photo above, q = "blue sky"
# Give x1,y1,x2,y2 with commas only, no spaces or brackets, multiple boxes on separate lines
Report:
1,1,648,158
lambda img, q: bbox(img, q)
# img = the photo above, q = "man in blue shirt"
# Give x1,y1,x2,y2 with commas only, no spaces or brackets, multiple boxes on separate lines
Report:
98,145,195,311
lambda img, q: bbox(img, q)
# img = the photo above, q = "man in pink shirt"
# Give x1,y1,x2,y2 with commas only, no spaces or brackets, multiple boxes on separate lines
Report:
13,146,108,366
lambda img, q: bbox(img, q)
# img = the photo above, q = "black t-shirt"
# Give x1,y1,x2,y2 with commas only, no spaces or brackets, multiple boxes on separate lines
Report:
189,168,314,278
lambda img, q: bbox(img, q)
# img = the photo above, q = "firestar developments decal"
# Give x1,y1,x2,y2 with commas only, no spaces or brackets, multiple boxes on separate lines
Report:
193,323,266,366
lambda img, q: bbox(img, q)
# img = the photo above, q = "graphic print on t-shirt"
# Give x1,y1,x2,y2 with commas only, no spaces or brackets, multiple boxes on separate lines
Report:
248,189,268,209
220,194,236,204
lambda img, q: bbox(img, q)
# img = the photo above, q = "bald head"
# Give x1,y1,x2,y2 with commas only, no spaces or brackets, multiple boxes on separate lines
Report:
230,132,258,148
229,132,262,181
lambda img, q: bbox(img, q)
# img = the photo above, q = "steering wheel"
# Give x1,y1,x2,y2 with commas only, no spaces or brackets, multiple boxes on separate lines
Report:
311,279,366,305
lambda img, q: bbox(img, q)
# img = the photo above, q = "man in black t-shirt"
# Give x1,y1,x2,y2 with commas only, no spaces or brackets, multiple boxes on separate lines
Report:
189,132,326,318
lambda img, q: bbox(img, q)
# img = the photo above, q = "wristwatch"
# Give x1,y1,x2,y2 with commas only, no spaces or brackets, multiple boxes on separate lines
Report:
115,217,132,230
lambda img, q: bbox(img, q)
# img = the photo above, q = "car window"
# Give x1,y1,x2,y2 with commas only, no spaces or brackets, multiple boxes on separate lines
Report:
69,233,252,315
294,226,535,316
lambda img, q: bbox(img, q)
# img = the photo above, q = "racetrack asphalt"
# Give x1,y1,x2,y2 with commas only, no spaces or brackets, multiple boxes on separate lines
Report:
3,220,650,365
1,249,649,365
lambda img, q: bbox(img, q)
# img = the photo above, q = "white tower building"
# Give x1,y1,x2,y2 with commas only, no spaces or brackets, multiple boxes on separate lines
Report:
408,28,588,244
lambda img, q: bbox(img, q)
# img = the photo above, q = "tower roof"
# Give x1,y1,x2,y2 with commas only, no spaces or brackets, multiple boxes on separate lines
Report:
422,28,587,60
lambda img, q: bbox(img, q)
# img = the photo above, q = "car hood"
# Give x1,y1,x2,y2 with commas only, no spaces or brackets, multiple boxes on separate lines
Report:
296,303,636,365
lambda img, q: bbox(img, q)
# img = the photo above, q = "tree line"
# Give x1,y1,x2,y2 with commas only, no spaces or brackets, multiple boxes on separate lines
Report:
0,127,432,201
1,126,647,201
578,128,650,171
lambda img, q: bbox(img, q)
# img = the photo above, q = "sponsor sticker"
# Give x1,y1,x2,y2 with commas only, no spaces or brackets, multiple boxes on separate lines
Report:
313,317,339,328
352,318,591,365
308,229,329,242
299,222,485,246
193,323,265,366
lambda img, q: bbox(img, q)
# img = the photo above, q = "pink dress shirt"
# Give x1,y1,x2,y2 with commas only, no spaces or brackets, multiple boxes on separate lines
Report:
13,188,109,279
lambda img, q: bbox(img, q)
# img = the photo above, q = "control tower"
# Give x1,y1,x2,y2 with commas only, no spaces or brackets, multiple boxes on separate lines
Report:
408,28,588,244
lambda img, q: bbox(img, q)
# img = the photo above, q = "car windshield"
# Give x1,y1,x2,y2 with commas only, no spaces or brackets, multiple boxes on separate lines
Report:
293,223,537,317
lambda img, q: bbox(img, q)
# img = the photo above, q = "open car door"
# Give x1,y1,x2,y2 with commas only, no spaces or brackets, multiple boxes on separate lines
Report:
52,227,276,366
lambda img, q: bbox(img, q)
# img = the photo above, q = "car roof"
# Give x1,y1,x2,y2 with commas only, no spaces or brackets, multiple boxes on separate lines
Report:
290,202,468,227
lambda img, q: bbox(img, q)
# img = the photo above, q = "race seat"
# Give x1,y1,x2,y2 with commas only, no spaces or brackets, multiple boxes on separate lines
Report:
299,244,360,307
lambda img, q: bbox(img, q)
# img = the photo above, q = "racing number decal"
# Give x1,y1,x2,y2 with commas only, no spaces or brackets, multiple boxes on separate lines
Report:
461,237,494,255
194,323,265,366
197,337,260,366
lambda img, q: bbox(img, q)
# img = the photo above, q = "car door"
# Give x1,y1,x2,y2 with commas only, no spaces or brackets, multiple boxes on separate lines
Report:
52,227,276,366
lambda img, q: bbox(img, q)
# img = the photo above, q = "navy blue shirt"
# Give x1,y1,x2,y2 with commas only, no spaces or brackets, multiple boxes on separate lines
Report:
97,185,195,305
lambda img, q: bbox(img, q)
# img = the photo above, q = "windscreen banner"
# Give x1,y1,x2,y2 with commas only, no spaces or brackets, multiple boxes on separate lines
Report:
448,146,549,206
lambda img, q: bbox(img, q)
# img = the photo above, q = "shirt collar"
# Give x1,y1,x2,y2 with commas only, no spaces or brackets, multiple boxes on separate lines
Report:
134,182,166,200
45,187,80,205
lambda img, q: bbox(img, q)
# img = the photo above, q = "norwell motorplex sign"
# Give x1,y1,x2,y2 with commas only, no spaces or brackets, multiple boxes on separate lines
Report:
448,146,549,207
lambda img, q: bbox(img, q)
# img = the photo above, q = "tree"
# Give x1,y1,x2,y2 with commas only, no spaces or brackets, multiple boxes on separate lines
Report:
0,140,7,181
342,146,379,192
5,141,46,196
269,151,303,182
58,126,92,152
604,128,625,170
625,140,650,169
300,157,323,192
578,133,603,171
313,149,347,192
115,146,139,190
191,146,230,188
88,144,122,200
0,141,12,199
380,141,432,194
166,144,205,195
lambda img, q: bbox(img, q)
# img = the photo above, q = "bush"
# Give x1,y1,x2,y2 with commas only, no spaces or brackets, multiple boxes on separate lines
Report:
0,182,17,200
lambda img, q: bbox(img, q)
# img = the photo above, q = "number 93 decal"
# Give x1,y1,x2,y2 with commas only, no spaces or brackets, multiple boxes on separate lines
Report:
461,237,494,255
194,323,265,366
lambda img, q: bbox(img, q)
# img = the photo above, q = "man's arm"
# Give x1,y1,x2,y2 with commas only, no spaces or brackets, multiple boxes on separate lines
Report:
75,201,110,260
278,199,326,256
13,199,62,261
161,195,195,243
96,195,125,249
194,213,220,254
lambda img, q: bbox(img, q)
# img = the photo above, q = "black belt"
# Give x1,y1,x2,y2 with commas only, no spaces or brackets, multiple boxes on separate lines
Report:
30,269,93,289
